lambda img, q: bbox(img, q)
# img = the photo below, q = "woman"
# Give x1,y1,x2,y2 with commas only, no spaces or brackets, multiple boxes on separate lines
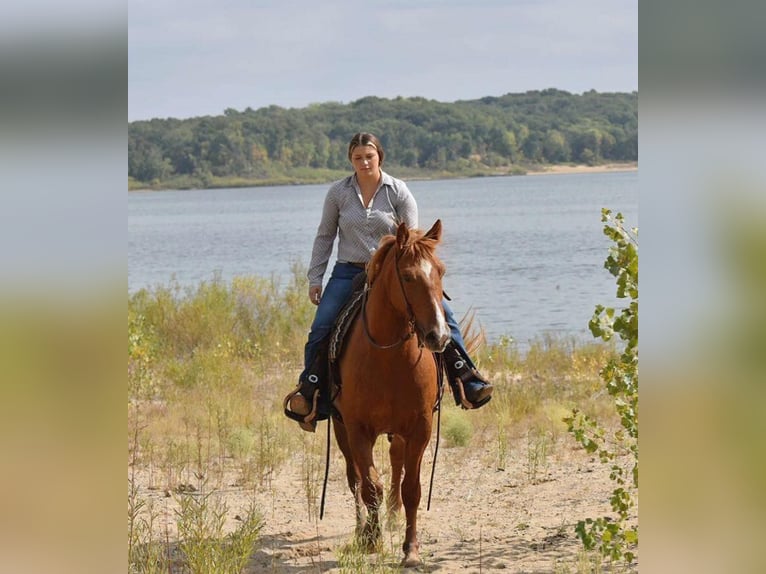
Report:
285,132,493,432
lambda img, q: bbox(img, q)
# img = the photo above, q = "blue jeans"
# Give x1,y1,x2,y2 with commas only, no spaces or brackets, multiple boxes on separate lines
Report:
443,300,476,369
301,262,475,375
302,263,362,370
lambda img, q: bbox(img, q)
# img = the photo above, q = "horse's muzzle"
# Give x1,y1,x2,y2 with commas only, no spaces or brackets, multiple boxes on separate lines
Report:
422,329,450,353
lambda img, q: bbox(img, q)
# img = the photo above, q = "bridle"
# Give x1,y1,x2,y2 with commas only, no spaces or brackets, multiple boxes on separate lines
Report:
361,248,423,350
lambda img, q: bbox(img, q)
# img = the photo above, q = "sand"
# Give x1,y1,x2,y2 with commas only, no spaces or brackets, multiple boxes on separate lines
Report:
526,163,638,176
132,420,637,573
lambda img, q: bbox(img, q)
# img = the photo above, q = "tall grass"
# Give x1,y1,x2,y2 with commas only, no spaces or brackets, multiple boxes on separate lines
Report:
128,267,622,570
128,266,314,571
455,327,619,481
175,488,264,574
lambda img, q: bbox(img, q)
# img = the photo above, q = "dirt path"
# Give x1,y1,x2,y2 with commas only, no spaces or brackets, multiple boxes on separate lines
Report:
235,432,634,572
133,423,636,573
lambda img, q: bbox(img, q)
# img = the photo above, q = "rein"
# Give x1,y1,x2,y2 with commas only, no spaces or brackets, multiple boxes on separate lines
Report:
320,416,332,520
427,352,445,511
361,250,419,350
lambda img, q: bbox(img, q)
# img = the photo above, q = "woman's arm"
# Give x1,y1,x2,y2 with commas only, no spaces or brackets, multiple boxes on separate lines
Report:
307,183,340,287
396,180,418,229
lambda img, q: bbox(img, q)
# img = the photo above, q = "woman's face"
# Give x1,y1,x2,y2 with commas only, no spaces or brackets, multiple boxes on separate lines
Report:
350,144,380,177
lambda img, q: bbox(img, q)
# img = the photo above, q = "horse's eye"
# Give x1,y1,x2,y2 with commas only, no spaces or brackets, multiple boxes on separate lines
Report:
401,273,416,283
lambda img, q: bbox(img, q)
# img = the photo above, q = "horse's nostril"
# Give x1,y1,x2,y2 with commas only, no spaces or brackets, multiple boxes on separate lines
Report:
424,331,449,352
437,333,449,352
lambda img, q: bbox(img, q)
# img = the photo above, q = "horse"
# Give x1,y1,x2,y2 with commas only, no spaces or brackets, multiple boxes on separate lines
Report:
331,219,450,568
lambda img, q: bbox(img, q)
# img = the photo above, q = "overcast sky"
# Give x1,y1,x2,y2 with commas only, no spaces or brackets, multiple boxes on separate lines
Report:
128,0,636,122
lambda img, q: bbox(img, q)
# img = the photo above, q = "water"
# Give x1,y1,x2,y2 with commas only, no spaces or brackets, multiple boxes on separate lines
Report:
129,171,637,346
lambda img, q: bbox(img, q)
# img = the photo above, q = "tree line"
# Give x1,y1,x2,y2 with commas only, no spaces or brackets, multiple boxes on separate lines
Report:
128,88,637,189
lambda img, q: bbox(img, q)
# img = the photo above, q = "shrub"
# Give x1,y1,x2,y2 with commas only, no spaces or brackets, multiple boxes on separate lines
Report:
565,209,638,564
441,409,473,447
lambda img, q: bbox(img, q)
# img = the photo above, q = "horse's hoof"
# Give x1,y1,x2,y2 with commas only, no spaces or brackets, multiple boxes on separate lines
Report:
401,552,422,568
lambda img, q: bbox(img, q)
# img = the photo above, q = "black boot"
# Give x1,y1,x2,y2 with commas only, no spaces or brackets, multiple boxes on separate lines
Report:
283,339,332,432
442,341,493,409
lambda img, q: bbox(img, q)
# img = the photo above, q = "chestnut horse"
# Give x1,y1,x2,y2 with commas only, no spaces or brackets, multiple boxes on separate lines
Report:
332,219,449,568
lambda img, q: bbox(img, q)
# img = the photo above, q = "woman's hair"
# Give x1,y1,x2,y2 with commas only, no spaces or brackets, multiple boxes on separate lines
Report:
347,132,385,164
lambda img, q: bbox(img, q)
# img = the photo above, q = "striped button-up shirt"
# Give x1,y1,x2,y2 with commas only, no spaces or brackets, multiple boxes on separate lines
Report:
307,171,418,287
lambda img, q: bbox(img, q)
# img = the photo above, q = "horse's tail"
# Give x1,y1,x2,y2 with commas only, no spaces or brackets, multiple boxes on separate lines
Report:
458,306,486,355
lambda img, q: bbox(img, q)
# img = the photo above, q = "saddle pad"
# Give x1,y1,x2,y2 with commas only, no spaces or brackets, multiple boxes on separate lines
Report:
329,272,367,363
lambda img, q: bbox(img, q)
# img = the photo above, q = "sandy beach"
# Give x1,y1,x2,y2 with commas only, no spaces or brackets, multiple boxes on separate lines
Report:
526,163,637,176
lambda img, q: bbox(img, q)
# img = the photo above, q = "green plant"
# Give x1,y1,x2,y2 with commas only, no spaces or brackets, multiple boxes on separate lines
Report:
478,333,521,374
128,491,169,574
336,537,370,573
300,435,322,521
175,488,263,574
553,550,606,574
336,535,403,574
128,310,158,402
496,423,509,471
565,209,638,564
526,425,552,483
441,408,473,447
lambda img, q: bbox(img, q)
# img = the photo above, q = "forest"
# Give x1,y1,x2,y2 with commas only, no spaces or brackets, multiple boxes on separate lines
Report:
128,88,637,190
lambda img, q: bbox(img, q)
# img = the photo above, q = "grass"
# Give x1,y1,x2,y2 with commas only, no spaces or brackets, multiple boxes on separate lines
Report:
175,488,263,574
441,408,473,447
128,269,625,571
128,268,312,572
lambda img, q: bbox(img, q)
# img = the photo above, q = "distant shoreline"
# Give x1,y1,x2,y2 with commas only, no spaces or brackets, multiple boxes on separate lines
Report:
128,162,638,192
525,162,638,176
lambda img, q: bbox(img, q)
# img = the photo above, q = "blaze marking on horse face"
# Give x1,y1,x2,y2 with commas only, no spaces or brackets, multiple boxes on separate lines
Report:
420,259,450,338
419,260,432,278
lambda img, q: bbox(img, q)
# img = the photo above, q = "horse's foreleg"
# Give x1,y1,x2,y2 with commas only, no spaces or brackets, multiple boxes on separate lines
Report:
332,419,357,493
348,432,383,551
388,434,405,514
400,433,429,568
332,419,365,534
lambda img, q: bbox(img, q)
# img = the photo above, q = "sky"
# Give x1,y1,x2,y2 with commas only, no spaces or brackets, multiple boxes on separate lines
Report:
128,0,636,122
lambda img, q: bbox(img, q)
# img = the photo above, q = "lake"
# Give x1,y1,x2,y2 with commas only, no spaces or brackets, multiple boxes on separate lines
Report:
129,171,638,347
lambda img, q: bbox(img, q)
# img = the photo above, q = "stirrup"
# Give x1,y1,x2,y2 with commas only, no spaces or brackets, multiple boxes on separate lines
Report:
451,376,493,410
283,386,320,432
443,343,493,409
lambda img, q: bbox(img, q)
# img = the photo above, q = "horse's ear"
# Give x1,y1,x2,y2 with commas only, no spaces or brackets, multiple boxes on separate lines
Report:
396,222,410,248
424,219,442,242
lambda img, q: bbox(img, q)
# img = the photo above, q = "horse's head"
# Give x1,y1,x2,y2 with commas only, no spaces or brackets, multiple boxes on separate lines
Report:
368,220,451,352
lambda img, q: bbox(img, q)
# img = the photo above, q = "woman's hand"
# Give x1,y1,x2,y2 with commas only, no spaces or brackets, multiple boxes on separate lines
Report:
309,285,322,306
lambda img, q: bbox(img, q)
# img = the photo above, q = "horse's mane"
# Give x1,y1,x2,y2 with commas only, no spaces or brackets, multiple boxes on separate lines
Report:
367,227,443,285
